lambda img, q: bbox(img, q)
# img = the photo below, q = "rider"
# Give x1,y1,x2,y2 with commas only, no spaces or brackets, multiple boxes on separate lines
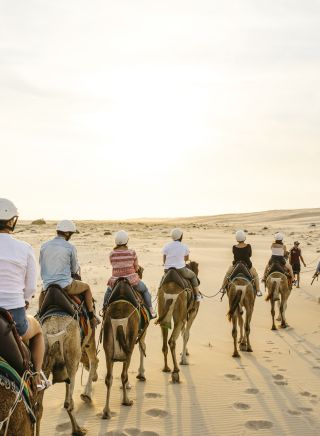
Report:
220,230,262,296
0,198,48,390
262,232,294,284
39,220,99,328
162,228,202,302
104,230,156,318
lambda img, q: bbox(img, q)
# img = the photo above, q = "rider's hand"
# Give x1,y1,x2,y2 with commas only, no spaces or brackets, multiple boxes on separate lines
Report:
25,301,30,310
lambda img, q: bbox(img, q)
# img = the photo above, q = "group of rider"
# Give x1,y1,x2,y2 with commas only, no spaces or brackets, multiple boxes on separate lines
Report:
0,197,316,393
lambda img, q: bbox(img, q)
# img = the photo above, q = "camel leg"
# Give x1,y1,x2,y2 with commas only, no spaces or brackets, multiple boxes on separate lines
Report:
232,315,240,358
81,335,99,403
161,326,171,373
121,359,133,406
64,374,87,435
238,309,246,351
271,297,277,330
244,307,253,352
280,295,289,328
137,331,147,381
102,358,113,419
169,321,183,383
180,324,190,365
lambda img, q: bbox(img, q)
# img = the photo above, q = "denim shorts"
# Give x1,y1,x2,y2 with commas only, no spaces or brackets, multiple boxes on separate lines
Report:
9,307,29,337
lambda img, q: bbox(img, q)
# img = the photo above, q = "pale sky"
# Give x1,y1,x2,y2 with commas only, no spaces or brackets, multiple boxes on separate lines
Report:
1,0,319,220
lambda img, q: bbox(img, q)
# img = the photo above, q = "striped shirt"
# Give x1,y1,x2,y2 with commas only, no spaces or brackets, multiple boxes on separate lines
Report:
107,248,140,287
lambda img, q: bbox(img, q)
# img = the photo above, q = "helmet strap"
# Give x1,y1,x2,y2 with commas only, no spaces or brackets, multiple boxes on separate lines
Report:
0,216,18,232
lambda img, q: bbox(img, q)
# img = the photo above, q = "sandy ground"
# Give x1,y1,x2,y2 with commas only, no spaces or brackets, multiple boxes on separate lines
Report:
16,209,320,436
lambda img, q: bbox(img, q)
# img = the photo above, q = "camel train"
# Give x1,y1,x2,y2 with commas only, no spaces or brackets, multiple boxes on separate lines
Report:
0,198,298,434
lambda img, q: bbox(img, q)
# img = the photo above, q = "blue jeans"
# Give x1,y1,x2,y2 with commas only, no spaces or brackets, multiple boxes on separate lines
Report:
9,307,29,337
104,280,152,307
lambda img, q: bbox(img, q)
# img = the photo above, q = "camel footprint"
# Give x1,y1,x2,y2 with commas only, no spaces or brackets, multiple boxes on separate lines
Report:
245,388,259,395
225,373,241,381
125,429,160,436
146,409,169,418
233,402,250,410
145,393,162,399
245,420,273,430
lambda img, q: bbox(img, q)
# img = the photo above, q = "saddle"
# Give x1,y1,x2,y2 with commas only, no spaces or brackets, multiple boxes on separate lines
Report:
161,268,194,290
106,278,149,333
229,262,253,282
268,262,286,276
0,308,31,376
39,284,89,338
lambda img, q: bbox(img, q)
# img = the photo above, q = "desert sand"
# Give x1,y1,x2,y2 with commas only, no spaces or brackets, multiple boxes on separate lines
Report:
17,209,320,435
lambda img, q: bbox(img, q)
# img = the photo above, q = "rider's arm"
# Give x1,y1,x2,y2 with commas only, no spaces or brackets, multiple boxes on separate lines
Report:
24,247,37,304
184,254,189,262
133,250,139,272
163,254,166,266
70,245,80,274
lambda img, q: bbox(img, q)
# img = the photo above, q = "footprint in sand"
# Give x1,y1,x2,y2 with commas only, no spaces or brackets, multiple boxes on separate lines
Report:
313,366,320,370
125,429,141,436
287,410,302,416
146,409,169,418
298,407,313,413
233,402,250,410
225,373,241,381
245,420,273,430
56,422,71,432
145,393,162,399
245,388,259,394
300,391,312,397
275,381,288,385
140,432,160,436
106,432,129,436
272,374,284,380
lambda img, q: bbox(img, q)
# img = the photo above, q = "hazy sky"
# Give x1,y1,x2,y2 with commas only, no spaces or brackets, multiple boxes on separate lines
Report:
1,0,319,219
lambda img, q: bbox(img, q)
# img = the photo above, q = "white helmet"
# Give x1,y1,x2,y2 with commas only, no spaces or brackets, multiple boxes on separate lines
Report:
235,230,246,242
0,198,18,221
171,228,183,241
115,230,129,246
275,232,284,241
56,220,77,233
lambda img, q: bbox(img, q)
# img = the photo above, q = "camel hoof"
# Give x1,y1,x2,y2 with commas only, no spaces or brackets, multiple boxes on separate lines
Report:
232,352,240,358
180,360,188,365
136,374,146,382
281,323,289,329
271,326,277,331
239,343,247,351
162,366,171,373
72,428,87,436
122,400,133,406
246,347,253,352
102,411,112,420
80,394,92,403
171,372,180,383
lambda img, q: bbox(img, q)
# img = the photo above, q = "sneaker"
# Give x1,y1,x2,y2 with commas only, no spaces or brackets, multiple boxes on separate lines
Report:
90,315,101,329
195,295,203,302
148,308,157,319
36,370,52,391
256,290,263,297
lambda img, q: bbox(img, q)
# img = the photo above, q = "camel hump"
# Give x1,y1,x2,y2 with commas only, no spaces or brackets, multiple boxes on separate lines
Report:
161,268,191,290
0,308,30,376
39,285,77,318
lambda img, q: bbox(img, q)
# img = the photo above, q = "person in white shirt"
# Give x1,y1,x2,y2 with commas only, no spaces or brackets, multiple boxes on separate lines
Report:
162,228,202,302
0,198,47,390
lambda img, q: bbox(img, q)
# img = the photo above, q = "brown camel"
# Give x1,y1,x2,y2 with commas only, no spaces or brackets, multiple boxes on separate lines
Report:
157,262,200,383
102,279,148,420
42,314,98,435
0,384,43,436
266,271,291,330
227,276,255,358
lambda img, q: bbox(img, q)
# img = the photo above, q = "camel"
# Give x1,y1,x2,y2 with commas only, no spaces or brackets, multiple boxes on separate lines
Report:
102,279,148,420
41,293,99,435
266,271,291,330
157,262,200,383
227,275,255,358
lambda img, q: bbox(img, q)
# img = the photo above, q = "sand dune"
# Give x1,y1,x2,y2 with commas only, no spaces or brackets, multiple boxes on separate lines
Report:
17,209,320,435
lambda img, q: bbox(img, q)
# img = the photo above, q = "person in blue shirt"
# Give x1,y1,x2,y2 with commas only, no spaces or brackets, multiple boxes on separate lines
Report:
39,220,99,328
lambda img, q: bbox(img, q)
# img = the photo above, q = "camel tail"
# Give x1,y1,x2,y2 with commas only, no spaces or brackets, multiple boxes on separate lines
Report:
227,289,242,322
116,325,130,355
266,280,277,301
156,298,173,325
